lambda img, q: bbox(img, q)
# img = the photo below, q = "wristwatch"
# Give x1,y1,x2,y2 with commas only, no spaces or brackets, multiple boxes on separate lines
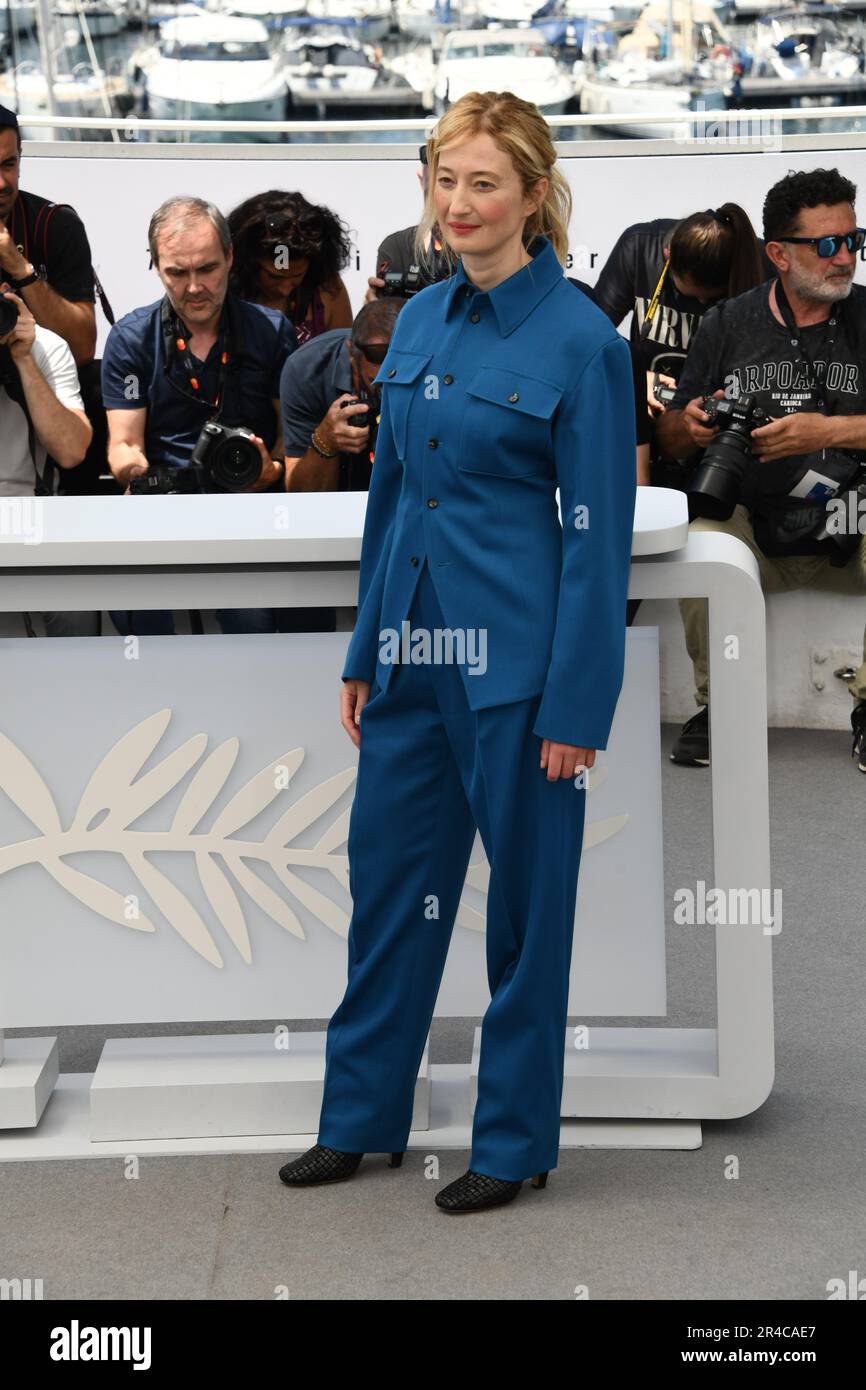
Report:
11,264,44,291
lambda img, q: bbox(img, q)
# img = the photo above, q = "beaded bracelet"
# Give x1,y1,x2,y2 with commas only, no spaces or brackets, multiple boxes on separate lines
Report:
311,429,338,459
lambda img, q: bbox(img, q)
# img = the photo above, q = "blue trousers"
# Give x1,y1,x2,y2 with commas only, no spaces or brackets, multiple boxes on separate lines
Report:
317,559,587,1181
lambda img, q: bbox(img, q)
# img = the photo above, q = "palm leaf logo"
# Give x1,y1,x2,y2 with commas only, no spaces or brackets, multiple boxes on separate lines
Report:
0,710,354,968
0,711,627,965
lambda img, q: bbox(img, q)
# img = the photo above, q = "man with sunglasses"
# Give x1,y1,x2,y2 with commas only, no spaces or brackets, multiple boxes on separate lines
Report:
657,167,866,773
279,296,404,496
276,297,404,633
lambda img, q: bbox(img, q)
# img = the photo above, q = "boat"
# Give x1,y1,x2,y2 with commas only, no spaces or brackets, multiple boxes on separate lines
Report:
740,8,866,86
130,12,288,136
393,0,481,39
476,0,558,24
385,36,438,103
0,1,37,35
576,0,737,137
125,0,204,26
204,0,307,31
563,0,643,20
303,0,393,45
53,0,129,39
0,60,131,137
280,29,422,115
433,26,577,116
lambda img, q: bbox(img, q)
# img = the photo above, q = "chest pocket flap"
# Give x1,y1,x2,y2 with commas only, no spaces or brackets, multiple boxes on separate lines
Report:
375,347,433,457
466,367,563,419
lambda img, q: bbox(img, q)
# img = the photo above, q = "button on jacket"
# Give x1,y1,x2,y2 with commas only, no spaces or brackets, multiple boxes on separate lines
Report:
341,233,637,751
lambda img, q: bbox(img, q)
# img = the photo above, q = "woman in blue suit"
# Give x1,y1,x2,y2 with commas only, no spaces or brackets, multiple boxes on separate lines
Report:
279,92,637,1213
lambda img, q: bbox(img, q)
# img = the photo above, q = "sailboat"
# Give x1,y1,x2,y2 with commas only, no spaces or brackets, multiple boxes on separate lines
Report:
0,0,130,138
576,0,737,137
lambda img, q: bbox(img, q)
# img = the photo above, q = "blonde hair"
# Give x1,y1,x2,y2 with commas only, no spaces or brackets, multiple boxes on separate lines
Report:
414,91,573,270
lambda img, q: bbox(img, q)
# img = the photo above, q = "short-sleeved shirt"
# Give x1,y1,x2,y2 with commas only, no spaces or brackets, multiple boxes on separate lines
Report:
280,326,375,491
6,190,96,303
102,294,297,469
0,327,84,496
669,279,866,518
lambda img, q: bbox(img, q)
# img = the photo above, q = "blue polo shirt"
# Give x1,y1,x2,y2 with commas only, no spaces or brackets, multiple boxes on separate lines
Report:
102,294,298,468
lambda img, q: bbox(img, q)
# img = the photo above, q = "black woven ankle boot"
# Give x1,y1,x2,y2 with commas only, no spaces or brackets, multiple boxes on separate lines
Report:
435,1167,548,1213
278,1144,404,1186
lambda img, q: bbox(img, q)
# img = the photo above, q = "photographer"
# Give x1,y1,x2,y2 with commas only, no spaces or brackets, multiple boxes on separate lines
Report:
102,195,297,637
280,296,403,494
0,285,94,636
0,103,113,499
594,204,769,487
0,105,98,368
364,146,453,304
656,168,866,771
227,189,353,347
276,297,403,632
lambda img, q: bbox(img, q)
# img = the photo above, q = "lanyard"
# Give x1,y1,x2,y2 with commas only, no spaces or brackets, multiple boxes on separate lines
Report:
773,277,838,412
639,258,671,340
169,311,230,411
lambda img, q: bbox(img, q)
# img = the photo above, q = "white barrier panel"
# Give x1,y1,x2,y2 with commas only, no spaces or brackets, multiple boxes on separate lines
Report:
0,626,663,1027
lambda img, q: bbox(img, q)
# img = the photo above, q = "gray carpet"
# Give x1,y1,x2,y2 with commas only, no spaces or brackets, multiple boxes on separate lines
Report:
2,724,864,1300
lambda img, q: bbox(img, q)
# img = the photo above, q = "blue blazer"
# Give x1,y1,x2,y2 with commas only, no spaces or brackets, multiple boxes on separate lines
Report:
342,233,637,751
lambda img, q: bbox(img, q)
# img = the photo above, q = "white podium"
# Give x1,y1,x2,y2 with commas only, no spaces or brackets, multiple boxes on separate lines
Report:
0,489,772,1158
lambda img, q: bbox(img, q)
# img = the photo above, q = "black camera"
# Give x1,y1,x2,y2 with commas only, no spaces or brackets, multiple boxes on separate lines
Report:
129,421,263,495
190,420,263,490
379,265,427,298
340,381,381,453
653,380,678,406
687,393,774,520
129,466,206,495
0,293,19,337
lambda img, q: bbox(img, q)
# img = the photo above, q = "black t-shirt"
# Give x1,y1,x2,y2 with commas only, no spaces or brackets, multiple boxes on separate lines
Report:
670,279,866,519
594,217,774,446
376,225,450,289
375,224,597,302
6,190,95,302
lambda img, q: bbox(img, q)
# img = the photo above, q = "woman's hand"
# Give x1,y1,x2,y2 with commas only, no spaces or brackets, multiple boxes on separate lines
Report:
540,739,596,783
341,678,371,749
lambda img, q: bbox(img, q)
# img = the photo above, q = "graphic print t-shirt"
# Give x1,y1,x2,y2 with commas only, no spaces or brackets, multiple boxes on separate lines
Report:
670,280,866,518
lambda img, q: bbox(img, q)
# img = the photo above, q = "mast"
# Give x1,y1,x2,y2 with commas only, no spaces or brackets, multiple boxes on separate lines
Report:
34,0,60,139
682,0,694,68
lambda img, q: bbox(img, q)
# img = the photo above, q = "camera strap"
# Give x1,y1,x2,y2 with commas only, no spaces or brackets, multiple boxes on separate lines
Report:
639,258,671,341
773,277,837,412
160,294,244,419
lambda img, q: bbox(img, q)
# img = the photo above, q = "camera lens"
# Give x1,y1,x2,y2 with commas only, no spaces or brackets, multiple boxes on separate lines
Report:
210,432,262,491
0,296,18,337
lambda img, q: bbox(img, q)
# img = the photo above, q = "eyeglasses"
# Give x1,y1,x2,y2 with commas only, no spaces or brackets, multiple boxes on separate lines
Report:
776,229,866,258
354,341,388,364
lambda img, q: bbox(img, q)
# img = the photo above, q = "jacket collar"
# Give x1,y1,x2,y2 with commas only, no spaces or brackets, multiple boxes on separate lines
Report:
444,233,563,336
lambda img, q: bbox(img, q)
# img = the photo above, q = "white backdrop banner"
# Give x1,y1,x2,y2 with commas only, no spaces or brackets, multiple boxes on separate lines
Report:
22,143,866,355
0,626,663,1027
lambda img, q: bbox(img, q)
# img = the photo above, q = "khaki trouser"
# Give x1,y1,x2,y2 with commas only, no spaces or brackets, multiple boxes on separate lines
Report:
679,505,866,709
